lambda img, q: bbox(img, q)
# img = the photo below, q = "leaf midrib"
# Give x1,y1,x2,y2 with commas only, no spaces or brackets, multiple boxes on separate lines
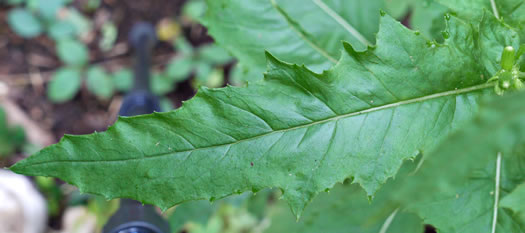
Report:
19,82,494,167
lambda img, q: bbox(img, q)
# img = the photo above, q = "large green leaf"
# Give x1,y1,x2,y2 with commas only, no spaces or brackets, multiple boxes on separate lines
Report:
202,0,382,78
11,14,510,218
398,91,525,232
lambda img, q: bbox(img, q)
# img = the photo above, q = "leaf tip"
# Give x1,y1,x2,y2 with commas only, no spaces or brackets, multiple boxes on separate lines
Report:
8,160,24,174
264,50,281,67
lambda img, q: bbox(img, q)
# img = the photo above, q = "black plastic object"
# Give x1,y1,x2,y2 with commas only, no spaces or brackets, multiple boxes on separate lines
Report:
119,22,160,116
102,22,170,233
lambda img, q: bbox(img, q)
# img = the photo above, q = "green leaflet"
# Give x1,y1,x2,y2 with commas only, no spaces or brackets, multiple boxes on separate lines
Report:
202,0,382,77
266,176,423,233
398,91,525,232
11,14,512,218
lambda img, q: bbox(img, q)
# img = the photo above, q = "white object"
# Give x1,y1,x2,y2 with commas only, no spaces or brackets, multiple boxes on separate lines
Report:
0,169,47,233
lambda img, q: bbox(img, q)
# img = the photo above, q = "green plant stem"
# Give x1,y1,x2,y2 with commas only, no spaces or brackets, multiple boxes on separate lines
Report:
490,0,500,19
379,208,399,233
311,0,373,47
491,152,502,233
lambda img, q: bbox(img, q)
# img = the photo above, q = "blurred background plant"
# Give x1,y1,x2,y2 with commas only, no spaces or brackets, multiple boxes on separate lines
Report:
0,107,26,157
3,0,234,108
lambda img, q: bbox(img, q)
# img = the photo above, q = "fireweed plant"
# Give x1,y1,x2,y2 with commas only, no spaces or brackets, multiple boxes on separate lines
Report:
9,0,525,232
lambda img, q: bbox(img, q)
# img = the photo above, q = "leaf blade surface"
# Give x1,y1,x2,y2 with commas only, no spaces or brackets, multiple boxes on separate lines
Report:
11,14,511,217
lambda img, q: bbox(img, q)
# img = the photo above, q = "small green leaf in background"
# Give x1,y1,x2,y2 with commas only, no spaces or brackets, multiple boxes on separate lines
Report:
111,68,133,92
87,197,120,231
0,108,7,135
159,97,174,112
47,67,82,103
165,56,194,82
48,21,76,40
86,66,114,99
36,0,65,19
63,8,92,38
174,37,194,56
194,61,212,82
7,8,43,38
8,126,26,148
0,107,26,157
35,176,62,216
169,200,216,232
229,63,259,86
183,0,207,21
198,44,232,66
56,39,89,66
99,22,118,52
151,72,175,95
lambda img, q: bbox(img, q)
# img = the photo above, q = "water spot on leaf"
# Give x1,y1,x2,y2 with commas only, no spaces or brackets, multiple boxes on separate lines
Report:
146,169,156,178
